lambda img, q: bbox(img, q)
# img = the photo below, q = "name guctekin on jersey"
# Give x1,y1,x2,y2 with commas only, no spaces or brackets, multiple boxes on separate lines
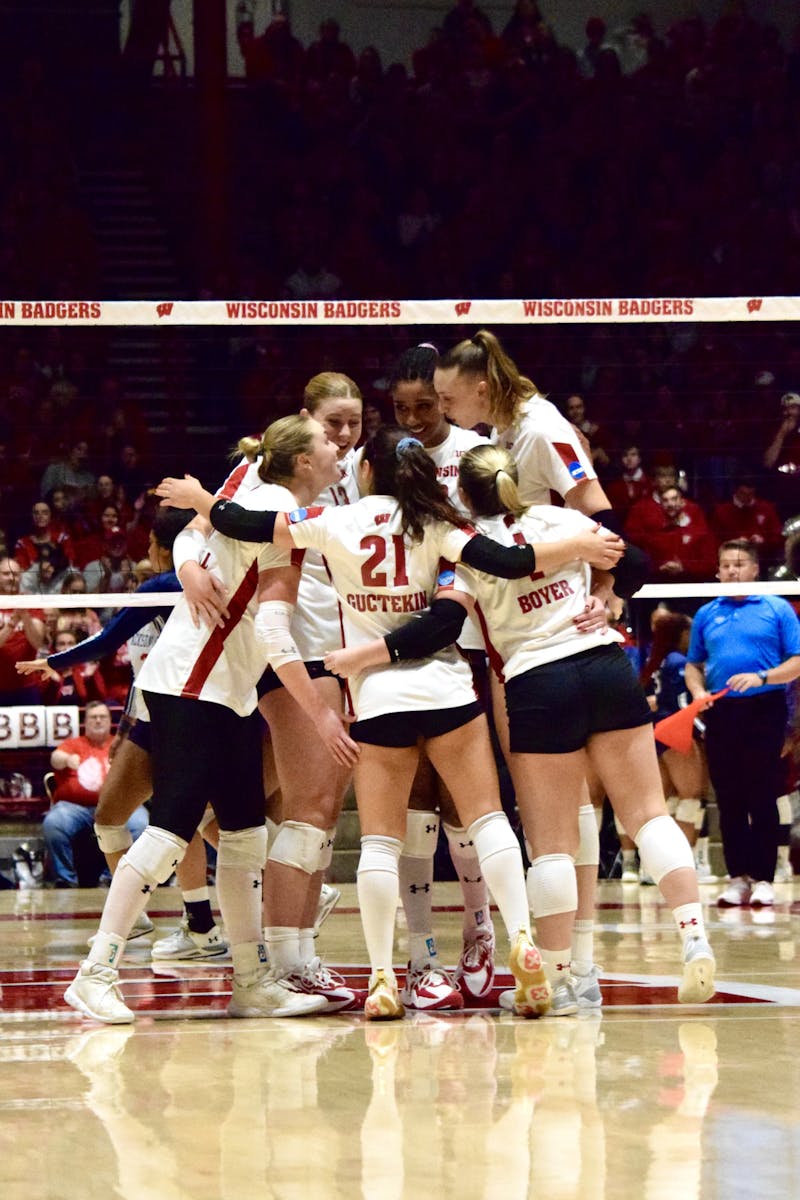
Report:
346,591,428,613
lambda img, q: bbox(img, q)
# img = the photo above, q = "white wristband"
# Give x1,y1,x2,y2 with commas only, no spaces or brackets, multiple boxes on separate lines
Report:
172,527,207,575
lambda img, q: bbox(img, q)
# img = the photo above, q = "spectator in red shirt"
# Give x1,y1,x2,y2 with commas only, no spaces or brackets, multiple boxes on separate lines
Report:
43,701,147,887
645,486,718,582
624,463,704,547
710,479,784,567
39,630,108,706
0,557,47,704
73,503,121,569
13,500,75,571
606,443,652,520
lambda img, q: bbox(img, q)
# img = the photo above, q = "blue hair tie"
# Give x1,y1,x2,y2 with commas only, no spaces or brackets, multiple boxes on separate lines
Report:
396,436,423,457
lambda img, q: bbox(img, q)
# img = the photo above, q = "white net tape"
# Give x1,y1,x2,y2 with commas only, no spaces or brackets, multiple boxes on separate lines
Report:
0,294,791,325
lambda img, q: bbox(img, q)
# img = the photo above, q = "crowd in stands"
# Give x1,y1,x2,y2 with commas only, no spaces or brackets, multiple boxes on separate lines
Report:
1,1,800,650
228,2,800,302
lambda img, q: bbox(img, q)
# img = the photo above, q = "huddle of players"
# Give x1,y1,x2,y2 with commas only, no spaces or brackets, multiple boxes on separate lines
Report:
54,331,716,1025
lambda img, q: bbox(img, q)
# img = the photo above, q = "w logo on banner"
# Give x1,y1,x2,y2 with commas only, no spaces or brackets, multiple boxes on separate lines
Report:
747,298,763,313
455,301,472,317
156,302,174,318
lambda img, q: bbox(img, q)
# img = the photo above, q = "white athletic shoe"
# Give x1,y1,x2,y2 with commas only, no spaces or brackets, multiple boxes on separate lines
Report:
64,962,135,1024
228,970,328,1018
749,880,775,907
549,980,579,1017
286,957,366,1013
572,964,603,1010
400,962,464,1010
455,928,496,999
500,963,598,1015
717,877,751,907
314,883,341,935
151,919,228,961
678,935,716,1004
620,865,639,883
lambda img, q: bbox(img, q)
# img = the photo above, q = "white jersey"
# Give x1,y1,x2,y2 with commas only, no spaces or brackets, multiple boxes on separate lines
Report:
427,424,488,652
293,448,361,662
126,616,165,720
137,463,300,717
287,495,474,721
445,506,622,683
426,424,486,495
493,395,596,506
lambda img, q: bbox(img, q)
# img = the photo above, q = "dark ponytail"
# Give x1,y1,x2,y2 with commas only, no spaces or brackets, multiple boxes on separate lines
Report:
361,424,467,542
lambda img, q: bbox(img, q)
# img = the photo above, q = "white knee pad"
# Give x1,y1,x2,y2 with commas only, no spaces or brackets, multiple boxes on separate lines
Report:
358,834,403,876
121,826,188,889
318,826,337,872
198,805,216,834
634,815,694,885
675,798,702,826
574,804,599,868
94,822,133,855
777,793,793,825
268,821,326,874
218,824,268,873
527,854,578,918
404,810,440,858
468,810,518,865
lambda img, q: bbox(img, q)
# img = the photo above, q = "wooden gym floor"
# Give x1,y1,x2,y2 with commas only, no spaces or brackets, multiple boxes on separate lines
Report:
1,880,799,1200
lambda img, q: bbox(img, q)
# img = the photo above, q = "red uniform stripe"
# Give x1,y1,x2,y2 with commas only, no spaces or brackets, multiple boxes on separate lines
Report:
180,561,259,699
474,602,505,683
217,461,250,501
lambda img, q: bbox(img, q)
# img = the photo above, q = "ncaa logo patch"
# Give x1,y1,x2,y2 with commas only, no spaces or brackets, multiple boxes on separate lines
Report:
553,441,587,481
288,507,308,524
437,568,456,587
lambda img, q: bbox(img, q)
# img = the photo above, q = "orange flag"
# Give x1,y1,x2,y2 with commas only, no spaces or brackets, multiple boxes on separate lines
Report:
653,689,729,754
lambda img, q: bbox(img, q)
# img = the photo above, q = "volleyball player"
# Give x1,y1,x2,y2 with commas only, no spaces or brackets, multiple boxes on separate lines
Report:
63,414,357,1024
17,507,228,953
255,373,364,1011
432,329,649,1009
389,344,497,1006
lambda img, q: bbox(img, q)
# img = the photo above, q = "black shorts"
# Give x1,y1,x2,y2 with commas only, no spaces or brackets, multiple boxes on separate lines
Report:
127,719,151,753
142,691,266,841
352,700,483,748
257,659,342,698
505,644,652,754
